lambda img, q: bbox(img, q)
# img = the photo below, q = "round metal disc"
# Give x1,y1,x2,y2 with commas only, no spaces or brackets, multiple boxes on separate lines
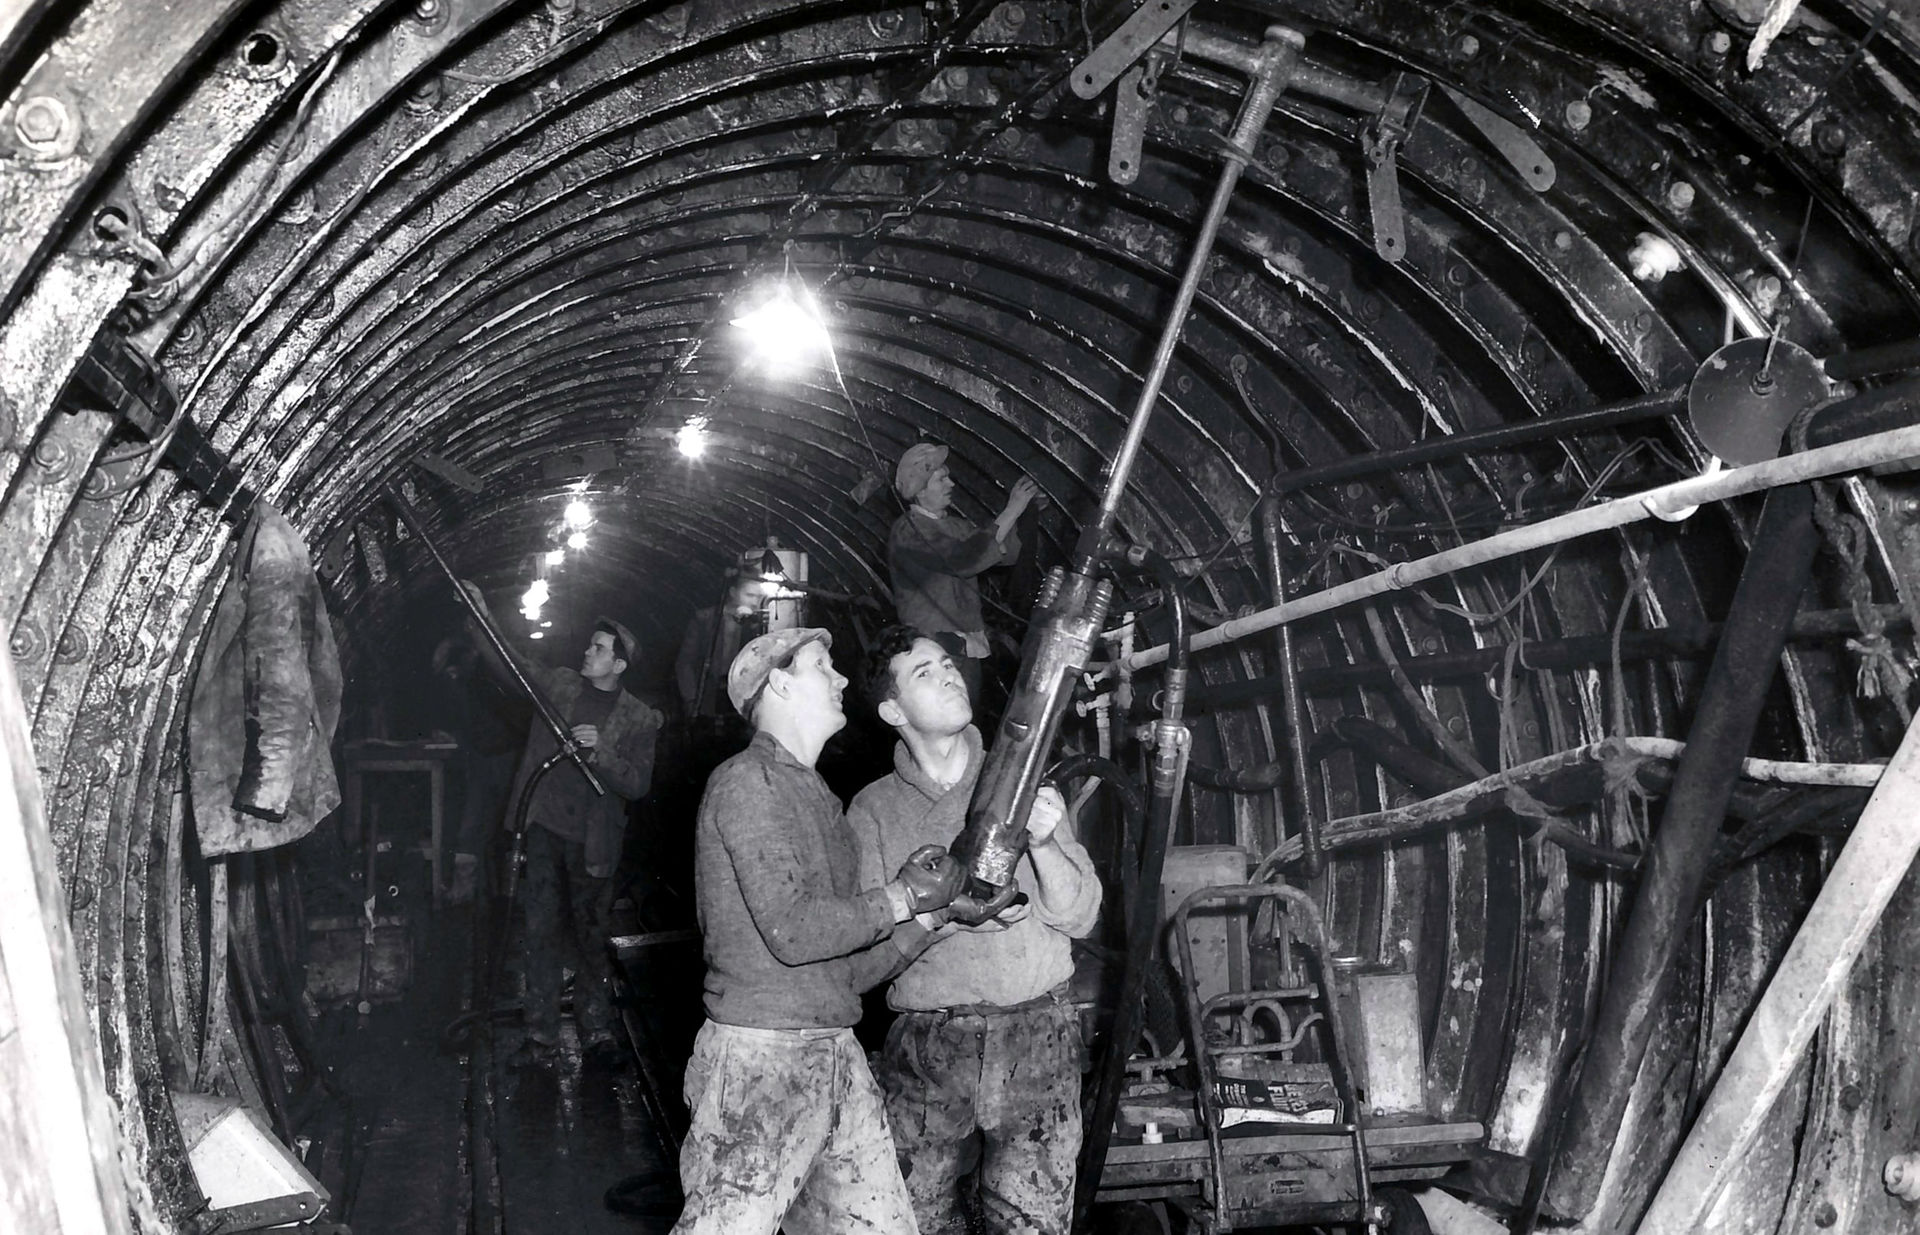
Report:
1687,336,1828,465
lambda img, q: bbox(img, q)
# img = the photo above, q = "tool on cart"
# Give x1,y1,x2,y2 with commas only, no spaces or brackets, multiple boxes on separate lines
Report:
1094,883,1485,1232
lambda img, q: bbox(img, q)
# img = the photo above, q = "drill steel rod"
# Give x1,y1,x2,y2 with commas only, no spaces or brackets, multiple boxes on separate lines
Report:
1081,29,1301,561
385,487,604,796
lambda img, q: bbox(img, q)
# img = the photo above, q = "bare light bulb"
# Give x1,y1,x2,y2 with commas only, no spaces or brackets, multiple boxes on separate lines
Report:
567,530,588,551
677,418,709,459
731,284,831,372
564,499,592,530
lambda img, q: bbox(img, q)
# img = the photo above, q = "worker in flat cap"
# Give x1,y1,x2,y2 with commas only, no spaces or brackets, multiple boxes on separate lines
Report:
458,582,663,1072
887,442,1039,702
672,627,967,1235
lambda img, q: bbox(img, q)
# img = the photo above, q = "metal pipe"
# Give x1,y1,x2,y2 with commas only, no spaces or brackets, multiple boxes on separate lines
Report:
1257,495,1324,875
1180,28,1387,113
1079,28,1301,566
1266,389,1684,496
1637,703,1920,1232
385,488,604,797
1125,416,1920,671
1545,483,1821,1218
1073,550,1191,1233
1821,336,1920,381
1176,605,1908,713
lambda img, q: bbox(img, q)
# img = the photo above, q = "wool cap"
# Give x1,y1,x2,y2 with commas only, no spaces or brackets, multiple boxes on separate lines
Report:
727,627,832,716
894,442,949,502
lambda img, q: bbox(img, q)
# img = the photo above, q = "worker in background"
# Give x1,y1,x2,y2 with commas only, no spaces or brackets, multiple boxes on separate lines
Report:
674,570,762,718
673,627,967,1235
847,624,1101,1235
459,582,663,1072
432,635,528,906
886,442,1039,702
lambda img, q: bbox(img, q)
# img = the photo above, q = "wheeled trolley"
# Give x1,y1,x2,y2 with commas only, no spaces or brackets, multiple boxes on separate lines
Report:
1094,884,1483,1232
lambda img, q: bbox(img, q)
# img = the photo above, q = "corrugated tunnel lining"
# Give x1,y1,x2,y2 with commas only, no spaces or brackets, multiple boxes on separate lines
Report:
2,0,1920,1231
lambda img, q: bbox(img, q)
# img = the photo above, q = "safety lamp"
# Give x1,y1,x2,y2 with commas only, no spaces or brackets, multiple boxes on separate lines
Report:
567,530,588,551
564,498,592,530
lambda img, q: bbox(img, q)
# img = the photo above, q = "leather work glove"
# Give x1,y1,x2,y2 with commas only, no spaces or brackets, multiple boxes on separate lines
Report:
893,844,966,915
944,881,1028,927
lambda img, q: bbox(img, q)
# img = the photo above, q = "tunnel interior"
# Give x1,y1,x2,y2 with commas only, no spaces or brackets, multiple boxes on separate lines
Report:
5,0,1920,1232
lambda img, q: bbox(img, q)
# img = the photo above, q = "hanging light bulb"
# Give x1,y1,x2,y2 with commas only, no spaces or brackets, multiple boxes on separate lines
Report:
564,499,592,530
731,281,831,372
677,416,710,459
567,530,588,551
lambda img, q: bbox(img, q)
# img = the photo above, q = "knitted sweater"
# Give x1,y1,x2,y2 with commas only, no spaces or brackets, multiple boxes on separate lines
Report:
847,726,1100,1011
694,731,932,1028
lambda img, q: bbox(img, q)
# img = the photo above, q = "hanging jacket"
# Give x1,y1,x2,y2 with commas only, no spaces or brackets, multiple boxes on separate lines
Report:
189,505,343,855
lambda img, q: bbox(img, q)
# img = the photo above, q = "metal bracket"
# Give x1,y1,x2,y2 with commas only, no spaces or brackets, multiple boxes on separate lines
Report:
196,1191,326,1233
1437,84,1555,191
1109,56,1161,184
1360,72,1429,263
1070,0,1201,99
60,332,255,520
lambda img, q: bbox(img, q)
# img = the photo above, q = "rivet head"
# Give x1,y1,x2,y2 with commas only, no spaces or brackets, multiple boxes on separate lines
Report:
10,618,44,662
1814,1202,1838,1227
1813,119,1848,156
1564,99,1592,131
33,437,72,478
15,94,76,156
55,626,90,665
1454,34,1480,59
1668,181,1696,210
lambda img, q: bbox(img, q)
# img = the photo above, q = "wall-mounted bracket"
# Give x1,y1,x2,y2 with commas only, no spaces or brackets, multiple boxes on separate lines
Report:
1437,84,1556,191
1071,0,1200,100
1361,72,1429,263
60,332,255,521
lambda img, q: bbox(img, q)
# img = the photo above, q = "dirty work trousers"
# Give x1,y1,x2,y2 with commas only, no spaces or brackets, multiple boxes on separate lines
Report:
875,988,1082,1235
672,1021,918,1235
519,824,616,1047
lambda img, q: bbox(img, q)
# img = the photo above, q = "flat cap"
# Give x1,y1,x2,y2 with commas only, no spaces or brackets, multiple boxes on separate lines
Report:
894,442,949,501
595,616,639,668
727,627,832,717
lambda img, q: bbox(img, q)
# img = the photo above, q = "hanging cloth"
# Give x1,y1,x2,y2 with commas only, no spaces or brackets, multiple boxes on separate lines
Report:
188,503,343,854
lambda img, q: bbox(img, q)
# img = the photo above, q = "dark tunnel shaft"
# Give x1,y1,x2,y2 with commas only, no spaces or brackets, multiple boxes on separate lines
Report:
5,1,1920,1233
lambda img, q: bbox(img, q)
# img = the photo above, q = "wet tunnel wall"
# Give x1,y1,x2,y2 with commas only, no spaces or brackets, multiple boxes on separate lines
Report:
3,0,1920,1231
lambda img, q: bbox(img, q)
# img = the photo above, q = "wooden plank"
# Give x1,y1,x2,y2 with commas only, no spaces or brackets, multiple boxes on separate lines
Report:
1637,708,1920,1233
0,643,133,1233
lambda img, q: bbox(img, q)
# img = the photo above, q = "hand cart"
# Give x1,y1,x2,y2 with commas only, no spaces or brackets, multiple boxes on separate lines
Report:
1094,884,1484,1232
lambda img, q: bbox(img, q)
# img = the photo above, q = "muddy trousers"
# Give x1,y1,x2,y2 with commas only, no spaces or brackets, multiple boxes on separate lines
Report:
671,1021,919,1235
875,989,1082,1235
518,824,616,1046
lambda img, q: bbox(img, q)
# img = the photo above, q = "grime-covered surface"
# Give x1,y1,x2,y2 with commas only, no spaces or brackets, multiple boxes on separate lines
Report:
3,0,1920,1232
